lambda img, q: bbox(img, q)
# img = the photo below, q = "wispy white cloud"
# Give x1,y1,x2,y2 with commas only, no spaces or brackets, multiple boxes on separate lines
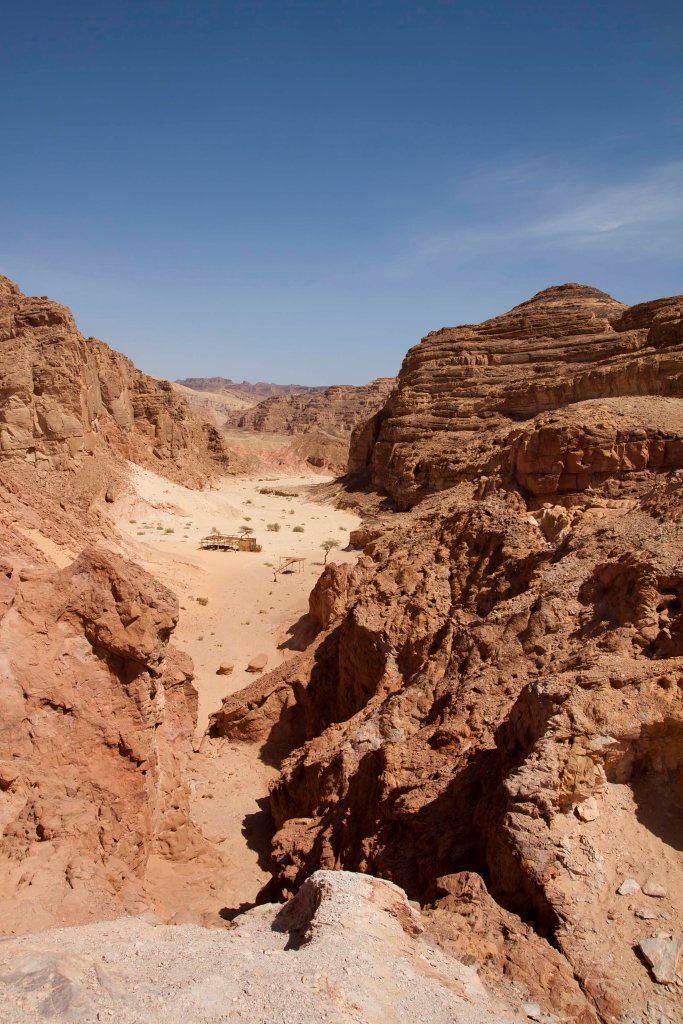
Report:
382,160,683,280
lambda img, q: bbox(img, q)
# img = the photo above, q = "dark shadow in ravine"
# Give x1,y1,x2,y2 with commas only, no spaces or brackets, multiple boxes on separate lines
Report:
242,795,275,872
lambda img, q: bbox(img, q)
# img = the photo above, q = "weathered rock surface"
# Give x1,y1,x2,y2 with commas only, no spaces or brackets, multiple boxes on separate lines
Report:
0,276,234,486
219,284,683,1023
0,870,520,1023
0,547,203,933
637,933,683,984
229,378,395,473
350,284,683,509
170,379,256,427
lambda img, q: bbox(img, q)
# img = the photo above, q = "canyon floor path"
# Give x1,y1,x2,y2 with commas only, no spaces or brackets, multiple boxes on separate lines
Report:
114,469,360,921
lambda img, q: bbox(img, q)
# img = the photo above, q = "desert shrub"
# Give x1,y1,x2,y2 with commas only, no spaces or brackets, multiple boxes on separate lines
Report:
196,597,209,606
267,523,280,532
293,526,304,533
254,543,262,551
164,528,174,534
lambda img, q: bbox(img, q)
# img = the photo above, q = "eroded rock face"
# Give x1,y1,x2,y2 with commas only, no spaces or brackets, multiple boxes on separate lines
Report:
350,284,683,509
0,547,201,933
0,276,232,485
229,378,395,474
222,284,683,1024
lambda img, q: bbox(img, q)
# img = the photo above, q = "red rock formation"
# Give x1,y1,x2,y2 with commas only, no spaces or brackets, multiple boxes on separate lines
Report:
228,378,395,474
350,284,683,508
0,547,203,933
219,284,683,1023
0,276,234,486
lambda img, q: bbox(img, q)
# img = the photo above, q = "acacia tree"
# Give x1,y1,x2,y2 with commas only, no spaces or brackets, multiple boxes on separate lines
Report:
321,538,339,564
238,525,254,536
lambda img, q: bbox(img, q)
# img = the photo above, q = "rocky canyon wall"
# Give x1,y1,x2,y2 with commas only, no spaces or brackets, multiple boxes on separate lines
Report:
217,284,683,1024
0,547,203,933
0,276,234,487
228,377,396,474
349,284,683,509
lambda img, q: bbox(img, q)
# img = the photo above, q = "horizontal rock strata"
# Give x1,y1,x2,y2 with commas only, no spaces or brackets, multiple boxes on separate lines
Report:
349,284,683,509
229,378,395,473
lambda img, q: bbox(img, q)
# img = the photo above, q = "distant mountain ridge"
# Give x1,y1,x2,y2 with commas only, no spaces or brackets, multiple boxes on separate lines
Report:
176,376,322,400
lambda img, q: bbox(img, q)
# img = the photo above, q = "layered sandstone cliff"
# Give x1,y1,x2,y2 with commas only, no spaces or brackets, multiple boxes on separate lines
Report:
349,284,683,508
0,276,234,486
215,284,683,1024
229,377,395,473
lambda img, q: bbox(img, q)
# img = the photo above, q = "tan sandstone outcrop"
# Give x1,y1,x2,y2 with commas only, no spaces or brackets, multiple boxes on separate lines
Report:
349,284,683,509
217,284,683,1024
0,276,235,486
0,546,203,934
228,378,395,474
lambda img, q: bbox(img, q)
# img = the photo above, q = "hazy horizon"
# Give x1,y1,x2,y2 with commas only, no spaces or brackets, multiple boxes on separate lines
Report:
2,1,681,385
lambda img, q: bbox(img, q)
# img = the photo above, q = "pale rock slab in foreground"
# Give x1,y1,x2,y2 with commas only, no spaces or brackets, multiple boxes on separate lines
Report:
0,871,518,1024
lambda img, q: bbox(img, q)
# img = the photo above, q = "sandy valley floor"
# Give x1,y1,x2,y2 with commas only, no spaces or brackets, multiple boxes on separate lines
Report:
112,468,361,921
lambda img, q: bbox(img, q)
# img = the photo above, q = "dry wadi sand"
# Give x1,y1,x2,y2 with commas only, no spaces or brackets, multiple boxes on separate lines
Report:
112,467,360,919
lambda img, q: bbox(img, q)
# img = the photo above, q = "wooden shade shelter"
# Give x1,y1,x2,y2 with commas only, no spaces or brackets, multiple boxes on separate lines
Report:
276,555,306,574
199,534,259,552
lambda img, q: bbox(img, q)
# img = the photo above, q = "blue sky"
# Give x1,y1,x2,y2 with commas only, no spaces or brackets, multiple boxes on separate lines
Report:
1,1,681,384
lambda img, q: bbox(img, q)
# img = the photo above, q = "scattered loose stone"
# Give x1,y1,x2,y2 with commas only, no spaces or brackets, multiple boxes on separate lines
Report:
634,907,659,921
637,933,683,984
246,653,268,672
575,796,599,822
216,662,234,676
643,880,667,899
522,1001,556,1023
617,879,641,896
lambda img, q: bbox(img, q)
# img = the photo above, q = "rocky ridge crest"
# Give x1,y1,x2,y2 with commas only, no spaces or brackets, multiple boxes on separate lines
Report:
350,283,683,509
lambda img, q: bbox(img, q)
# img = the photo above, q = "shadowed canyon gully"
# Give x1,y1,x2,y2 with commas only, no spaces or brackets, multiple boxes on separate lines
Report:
0,277,682,1023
